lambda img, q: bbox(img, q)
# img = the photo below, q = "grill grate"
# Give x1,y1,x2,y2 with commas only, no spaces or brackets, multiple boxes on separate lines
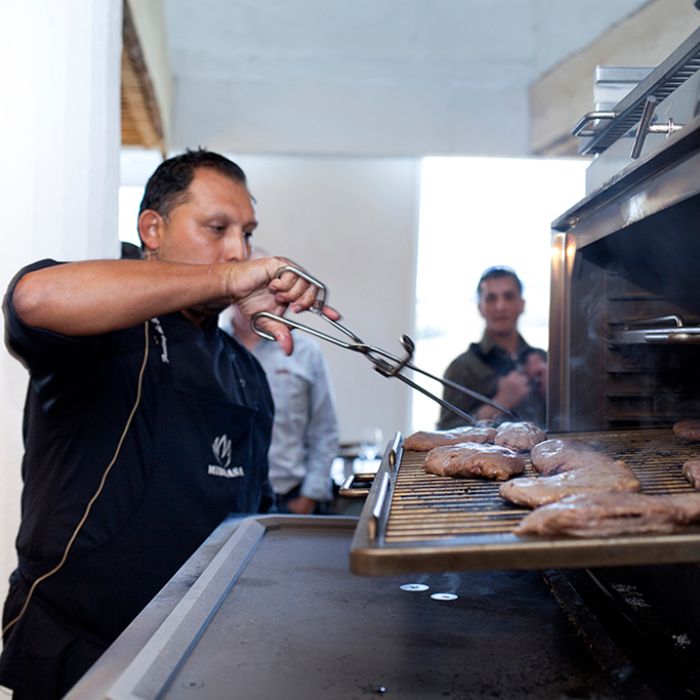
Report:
385,429,697,543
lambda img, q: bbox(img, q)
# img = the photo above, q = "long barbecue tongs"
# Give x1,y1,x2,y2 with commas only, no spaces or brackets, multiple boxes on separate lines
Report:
251,265,515,425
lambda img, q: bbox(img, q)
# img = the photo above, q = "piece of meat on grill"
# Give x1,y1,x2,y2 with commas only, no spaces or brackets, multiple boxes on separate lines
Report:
494,421,546,452
423,442,525,481
683,459,700,488
530,439,616,476
673,419,700,441
515,491,700,537
499,461,640,508
404,425,496,451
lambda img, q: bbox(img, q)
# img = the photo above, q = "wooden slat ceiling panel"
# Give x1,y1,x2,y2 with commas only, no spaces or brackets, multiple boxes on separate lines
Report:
121,1,164,151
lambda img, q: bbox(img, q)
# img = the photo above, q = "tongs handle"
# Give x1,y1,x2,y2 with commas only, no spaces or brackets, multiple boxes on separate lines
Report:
251,264,333,342
274,264,327,312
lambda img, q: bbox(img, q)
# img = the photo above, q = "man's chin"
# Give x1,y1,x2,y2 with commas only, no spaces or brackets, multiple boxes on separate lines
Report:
489,324,517,336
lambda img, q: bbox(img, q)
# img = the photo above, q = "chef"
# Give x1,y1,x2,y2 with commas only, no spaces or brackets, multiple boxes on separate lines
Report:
0,149,337,699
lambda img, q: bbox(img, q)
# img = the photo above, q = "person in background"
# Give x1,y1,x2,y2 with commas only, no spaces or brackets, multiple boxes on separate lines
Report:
437,266,546,429
224,290,339,514
0,149,336,699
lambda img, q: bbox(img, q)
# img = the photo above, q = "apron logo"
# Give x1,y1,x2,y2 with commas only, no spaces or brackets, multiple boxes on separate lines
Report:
212,434,232,467
208,434,245,479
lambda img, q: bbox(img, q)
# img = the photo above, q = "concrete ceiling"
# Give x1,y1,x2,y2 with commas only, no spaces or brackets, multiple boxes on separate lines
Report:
162,0,650,158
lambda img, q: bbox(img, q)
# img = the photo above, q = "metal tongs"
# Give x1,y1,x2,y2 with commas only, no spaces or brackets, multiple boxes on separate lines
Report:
251,266,515,425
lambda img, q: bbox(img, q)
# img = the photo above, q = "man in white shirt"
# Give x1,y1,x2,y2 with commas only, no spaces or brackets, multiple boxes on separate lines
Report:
222,304,340,514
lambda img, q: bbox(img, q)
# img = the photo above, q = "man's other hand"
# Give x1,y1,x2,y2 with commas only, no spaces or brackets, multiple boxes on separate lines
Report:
522,353,547,397
286,495,318,515
495,370,530,408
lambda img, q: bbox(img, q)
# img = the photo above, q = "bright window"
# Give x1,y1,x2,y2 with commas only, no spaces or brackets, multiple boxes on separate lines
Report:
411,156,588,431
118,186,145,247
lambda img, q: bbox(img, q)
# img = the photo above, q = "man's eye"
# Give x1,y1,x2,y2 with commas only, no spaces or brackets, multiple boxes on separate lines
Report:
244,231,254,242
208,224,226,233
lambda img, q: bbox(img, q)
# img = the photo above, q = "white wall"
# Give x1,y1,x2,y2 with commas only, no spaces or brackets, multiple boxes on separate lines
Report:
0,0,122,619
166,0,648,157
230,155,420,445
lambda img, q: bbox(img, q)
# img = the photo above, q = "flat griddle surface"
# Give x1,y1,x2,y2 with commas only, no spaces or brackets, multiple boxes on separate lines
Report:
78,517,625,700
127,521,621,700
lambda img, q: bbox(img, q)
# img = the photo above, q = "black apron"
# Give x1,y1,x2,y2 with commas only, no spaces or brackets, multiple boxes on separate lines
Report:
1,316,272,696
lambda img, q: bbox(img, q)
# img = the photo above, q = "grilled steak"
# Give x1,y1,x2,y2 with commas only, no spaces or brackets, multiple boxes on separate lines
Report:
423,442,525,481
530,439,616,476
404,426,496,451
683,459,700,488
673,419,700,441
499,461,640,508
515,491,700,537
494,421,546,452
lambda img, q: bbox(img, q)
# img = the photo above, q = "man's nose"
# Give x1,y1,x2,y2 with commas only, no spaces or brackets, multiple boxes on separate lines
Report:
224,231,249,262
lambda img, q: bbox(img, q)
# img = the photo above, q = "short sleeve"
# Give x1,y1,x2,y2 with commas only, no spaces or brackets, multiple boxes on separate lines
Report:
3,259,101,370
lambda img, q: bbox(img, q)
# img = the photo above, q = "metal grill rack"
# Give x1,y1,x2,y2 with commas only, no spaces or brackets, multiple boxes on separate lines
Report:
350,429,700,575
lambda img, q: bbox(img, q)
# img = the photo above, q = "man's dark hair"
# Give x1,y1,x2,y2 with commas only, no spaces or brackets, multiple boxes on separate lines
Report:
138,149,247,233
477,266,523,298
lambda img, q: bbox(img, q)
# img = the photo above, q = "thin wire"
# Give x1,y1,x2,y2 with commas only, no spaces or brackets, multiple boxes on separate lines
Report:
1,321,150,641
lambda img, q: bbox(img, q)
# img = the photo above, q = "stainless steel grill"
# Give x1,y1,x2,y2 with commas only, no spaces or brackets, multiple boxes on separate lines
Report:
350,429,700,575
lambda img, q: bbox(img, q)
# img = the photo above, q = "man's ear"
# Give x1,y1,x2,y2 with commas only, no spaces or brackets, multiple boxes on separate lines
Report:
138,209,164,254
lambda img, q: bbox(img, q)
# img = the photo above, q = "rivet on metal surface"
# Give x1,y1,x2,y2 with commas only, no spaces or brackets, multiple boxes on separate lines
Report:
431,592,458,601
374,685,388,694
400,583,429,592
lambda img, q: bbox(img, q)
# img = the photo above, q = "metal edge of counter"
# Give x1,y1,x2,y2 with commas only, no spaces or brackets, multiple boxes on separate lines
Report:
65,514,358,700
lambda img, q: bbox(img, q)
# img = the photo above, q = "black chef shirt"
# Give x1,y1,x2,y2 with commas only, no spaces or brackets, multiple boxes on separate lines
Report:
0,259,274,693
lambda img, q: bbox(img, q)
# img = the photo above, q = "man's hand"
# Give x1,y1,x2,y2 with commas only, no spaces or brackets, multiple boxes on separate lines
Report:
232,257,340,355
286,495,318,515
494,370,530,408
523,353,547,397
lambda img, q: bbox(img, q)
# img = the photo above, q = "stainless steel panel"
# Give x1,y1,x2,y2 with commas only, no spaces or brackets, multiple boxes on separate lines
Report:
548,232,574,431
578,25,700,158
553,125,700,244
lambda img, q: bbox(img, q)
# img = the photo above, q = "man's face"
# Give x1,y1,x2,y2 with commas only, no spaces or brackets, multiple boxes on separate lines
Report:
156,167,257,266
477,276,525,337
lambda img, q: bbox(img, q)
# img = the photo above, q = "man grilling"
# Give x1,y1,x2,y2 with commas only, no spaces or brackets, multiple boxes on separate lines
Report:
437,266,546,429
0,149,337,699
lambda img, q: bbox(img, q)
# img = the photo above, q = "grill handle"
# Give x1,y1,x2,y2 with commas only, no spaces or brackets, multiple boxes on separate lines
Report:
368,471,390,540
571,110,617,137
630,95,658,159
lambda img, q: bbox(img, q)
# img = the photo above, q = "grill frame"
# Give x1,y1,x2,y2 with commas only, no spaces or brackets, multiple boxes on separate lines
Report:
349,429,700,576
